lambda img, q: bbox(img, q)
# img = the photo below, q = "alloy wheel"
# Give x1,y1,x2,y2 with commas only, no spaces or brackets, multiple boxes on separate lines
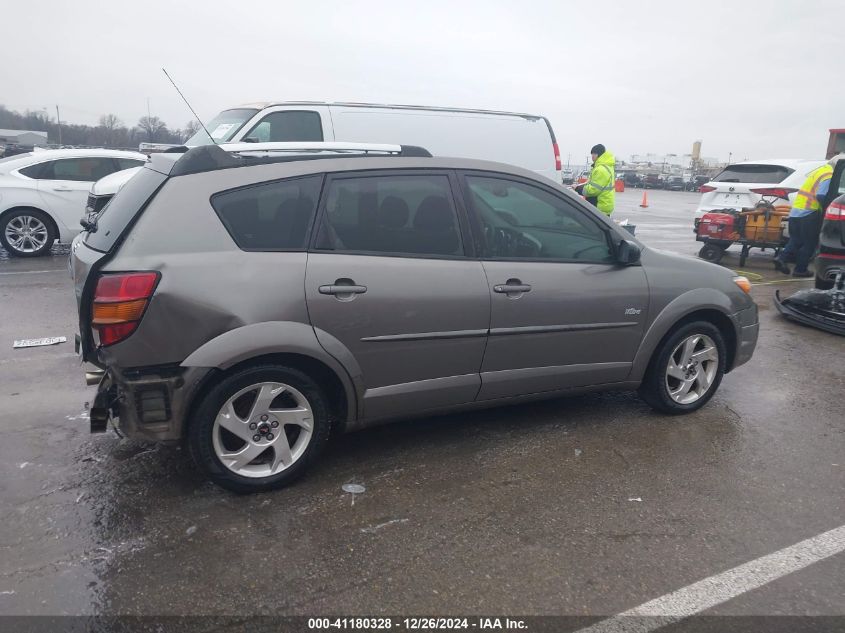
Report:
5,215,49,254
665,334,719,405
211,382,314,478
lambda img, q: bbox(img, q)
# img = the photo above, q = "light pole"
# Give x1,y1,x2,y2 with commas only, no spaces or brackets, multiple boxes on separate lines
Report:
55,105,62,146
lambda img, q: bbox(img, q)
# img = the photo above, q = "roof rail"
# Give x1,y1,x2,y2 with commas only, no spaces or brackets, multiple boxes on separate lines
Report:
219,141,405,155
167,142,432,177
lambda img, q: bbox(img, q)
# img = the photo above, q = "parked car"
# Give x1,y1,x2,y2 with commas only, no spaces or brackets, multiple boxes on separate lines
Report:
0,149,146,257
642,173,664,189
664,175,685,191
70,142,758,492
817,155,845,289
624,172,642,188
84,166,142,219
182,101,563,183
688,175,710,192
694,159,825,222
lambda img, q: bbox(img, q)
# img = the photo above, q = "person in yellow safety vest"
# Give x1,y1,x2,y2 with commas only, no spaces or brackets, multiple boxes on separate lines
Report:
580,144,615,216
774,159,835,277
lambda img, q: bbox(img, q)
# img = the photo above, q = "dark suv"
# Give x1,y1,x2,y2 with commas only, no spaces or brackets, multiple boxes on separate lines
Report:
817,156,845,288
71,142,758,492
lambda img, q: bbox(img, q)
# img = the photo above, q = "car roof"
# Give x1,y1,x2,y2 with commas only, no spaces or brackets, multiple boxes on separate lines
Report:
3,148,147,167
728,158,824,168
230,101,547,121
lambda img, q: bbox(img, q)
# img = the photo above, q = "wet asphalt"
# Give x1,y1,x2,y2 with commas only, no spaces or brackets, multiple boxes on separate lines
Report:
0,189,843,619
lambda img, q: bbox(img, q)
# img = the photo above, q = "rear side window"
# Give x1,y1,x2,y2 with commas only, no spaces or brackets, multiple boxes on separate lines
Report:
23,157,118,182
84,167,168,252
116,158,145,171
211,176,322,250
712,164,793,184
242,111,323,143
316,174,464,257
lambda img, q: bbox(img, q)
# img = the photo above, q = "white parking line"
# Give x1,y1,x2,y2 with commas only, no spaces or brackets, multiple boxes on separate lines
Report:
0,269,61,276
578,524,845,632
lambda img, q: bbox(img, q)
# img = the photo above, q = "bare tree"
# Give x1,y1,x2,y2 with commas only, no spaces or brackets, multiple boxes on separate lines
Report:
137,115,168,142
98,114,123,147
181,120,201,142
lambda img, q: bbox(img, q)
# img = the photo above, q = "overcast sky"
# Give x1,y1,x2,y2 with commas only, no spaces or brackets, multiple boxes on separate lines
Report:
4,0,842,163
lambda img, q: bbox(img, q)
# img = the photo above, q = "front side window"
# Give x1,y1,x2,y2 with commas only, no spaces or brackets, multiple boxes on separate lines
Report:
316,174,464,257
242,111,323,143
38,157,117,182
465,175,613,263
211,175,322,250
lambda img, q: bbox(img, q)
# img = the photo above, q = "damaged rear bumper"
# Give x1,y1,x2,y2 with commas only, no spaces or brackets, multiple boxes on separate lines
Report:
88,365,212,442
774,287,845,336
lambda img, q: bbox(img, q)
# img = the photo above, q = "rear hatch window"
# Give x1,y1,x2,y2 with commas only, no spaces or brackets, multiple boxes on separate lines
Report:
83,167,167,252
712,164,793,184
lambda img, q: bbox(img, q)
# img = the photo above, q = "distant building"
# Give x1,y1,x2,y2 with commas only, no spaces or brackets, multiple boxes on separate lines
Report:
0,129,48,146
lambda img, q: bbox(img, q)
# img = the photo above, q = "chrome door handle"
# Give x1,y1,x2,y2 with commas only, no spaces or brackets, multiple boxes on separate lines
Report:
52,187,73,192
319,284,367,295
494,282,532,294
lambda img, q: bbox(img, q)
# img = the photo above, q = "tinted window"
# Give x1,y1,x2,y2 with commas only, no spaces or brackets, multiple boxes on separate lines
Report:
466,175,613,263
242,111,323,143
212,176,322,250
37,158,118,182
18,163,44,179
317,174,463,257
116,158,145,170
712,164,793,184
84,167,168,252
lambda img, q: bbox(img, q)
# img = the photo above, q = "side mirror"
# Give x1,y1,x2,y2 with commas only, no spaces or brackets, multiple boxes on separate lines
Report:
617,239,641,265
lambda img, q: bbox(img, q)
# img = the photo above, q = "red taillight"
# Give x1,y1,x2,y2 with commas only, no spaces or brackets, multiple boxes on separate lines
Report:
826,200,845,221
92,272,159,347
749,187,798,199
553,142,562,171
699,185,716,193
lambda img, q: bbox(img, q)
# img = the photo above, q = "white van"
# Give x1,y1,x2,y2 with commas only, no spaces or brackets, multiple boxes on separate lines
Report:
184,102,563,183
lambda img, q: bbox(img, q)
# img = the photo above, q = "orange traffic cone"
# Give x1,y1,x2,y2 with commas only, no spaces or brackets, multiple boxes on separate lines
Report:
639,191,649,208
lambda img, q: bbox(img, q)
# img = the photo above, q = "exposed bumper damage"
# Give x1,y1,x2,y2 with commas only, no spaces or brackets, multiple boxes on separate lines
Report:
89,366,212,442
774,274,845,336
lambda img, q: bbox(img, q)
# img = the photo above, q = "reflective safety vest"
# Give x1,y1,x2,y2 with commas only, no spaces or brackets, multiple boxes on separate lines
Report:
583,151,616,216
793,164,833,212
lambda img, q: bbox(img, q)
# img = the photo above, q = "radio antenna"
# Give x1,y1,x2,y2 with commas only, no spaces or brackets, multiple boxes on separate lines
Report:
161,68,215,144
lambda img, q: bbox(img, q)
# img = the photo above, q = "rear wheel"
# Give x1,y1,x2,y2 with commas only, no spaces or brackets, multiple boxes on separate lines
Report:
0,209,55,257
188,365,331,493
639,321,726,414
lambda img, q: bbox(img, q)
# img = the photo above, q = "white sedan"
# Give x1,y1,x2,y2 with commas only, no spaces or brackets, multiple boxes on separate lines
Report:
0,148,146,257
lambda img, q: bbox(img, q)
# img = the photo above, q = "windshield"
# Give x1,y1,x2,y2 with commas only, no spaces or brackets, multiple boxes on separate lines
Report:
185,108,259,146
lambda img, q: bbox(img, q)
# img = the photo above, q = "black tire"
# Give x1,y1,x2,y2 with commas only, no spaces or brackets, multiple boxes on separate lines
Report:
698,243,724,263
638,320,727,415
815,275,834,290
187,365,331,493
0,208,56,257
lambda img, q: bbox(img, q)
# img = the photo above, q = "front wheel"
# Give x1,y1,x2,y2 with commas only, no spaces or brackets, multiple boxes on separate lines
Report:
188,365,331,492
698,243,725,263
0,209,56,257
639,321,726,414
